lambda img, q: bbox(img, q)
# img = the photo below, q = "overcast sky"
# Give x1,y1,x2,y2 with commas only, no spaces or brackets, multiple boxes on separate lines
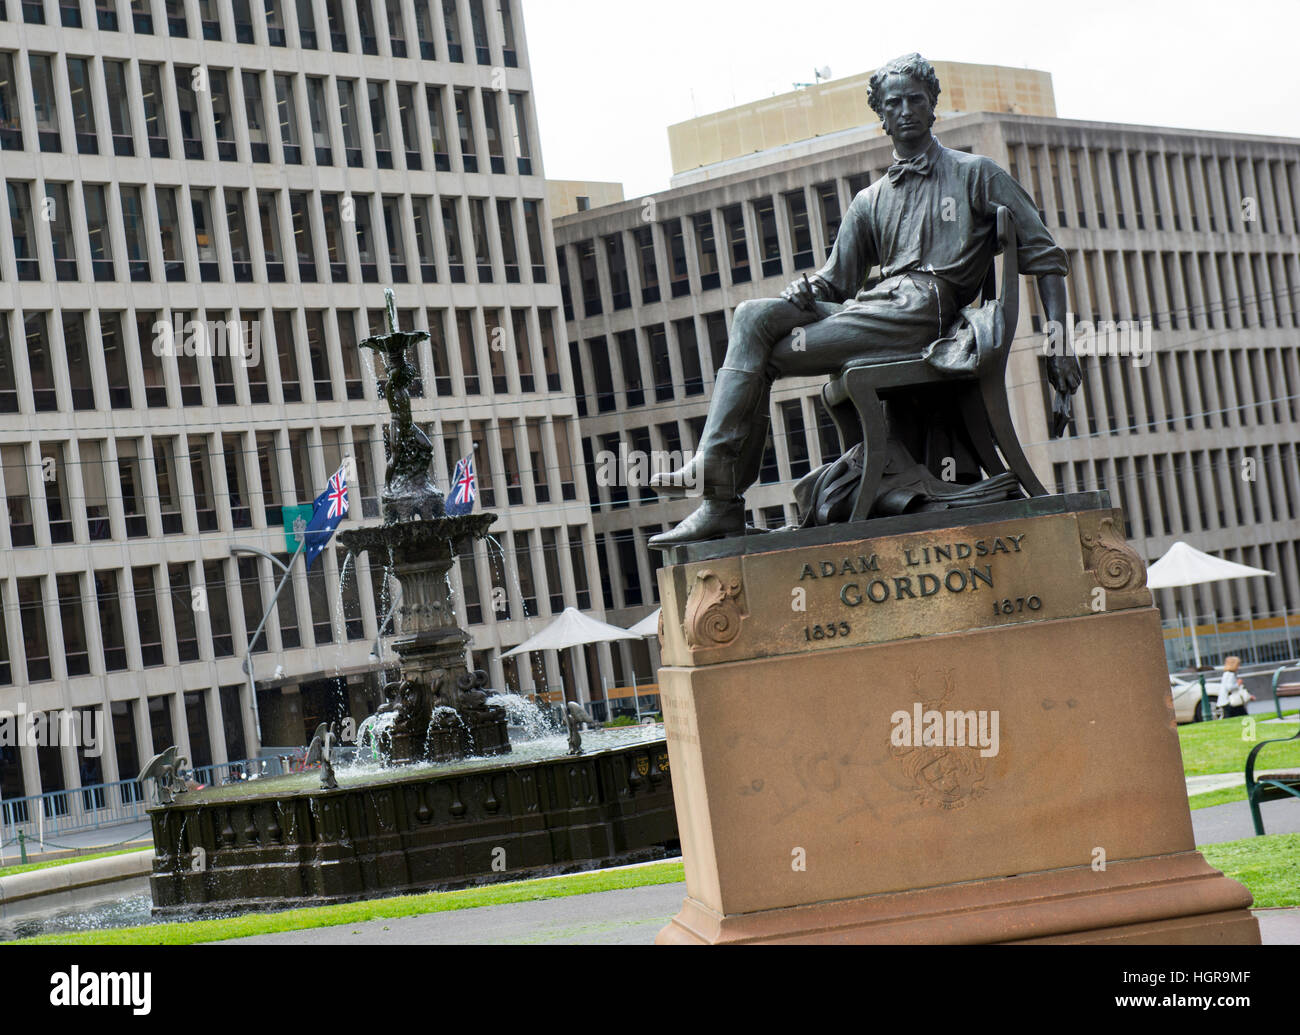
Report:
523,0,1300,198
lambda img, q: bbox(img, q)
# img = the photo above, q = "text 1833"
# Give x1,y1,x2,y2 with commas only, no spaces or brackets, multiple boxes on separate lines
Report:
804,622,851,641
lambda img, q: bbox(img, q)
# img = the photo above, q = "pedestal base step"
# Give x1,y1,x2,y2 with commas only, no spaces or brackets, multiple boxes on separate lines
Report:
658,852,1260,945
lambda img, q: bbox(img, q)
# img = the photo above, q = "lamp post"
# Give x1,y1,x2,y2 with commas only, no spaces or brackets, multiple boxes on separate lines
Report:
1198,673,1215,723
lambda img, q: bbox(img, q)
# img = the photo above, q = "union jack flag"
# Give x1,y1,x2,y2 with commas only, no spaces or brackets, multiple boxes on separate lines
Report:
326,469,350,520
303,463,351,568
446,456,477,517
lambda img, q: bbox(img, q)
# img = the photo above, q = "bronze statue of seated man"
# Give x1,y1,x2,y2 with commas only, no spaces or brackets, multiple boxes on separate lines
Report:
648,53,1082,549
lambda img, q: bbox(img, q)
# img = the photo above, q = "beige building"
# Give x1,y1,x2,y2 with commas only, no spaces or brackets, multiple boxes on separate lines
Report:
546,179,626,218
556,102,1300,684
668,60,1056,187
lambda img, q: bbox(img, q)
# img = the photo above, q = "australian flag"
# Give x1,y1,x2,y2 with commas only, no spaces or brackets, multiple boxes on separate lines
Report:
304,464,351,568
446,455,477,517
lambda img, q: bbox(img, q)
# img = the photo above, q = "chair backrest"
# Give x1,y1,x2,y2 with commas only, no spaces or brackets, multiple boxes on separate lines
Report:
979,207,1019,376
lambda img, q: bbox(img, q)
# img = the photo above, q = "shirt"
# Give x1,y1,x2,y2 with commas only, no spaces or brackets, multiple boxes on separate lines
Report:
1216,670,1241,707
811,136,1070,310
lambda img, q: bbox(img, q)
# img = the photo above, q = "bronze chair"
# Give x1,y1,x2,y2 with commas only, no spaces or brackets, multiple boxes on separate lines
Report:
821,206,1048,521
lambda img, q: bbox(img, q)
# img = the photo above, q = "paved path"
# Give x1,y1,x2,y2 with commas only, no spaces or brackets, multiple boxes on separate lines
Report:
219,882,685,946
1187,768,1295,796
1,821,153,865
219,881,1300,946
1191,798,1300,842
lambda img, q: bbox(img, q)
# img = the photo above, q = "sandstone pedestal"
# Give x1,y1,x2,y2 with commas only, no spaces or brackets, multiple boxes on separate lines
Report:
654,493,1259,945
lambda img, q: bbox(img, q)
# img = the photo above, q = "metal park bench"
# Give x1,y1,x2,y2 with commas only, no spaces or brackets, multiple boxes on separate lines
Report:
821,206,1048,521
1268,664,1300,721
1245,722,1300,836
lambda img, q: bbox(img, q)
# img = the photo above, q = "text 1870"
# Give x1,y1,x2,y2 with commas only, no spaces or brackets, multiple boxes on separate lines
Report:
993,596,1042,616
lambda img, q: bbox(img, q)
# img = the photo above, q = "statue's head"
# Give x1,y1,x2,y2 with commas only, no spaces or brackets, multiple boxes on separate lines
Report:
867,53,941,147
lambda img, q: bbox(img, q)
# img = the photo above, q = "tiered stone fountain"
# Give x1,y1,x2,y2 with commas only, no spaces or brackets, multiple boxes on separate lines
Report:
144,296,677,917
337,293,508,764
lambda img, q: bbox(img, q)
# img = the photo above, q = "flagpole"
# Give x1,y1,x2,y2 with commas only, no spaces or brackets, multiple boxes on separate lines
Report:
233,542,307,754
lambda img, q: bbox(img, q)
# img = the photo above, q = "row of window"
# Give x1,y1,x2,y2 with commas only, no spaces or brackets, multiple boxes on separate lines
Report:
561,187,1300,345
1047,343,1300,442
565,293,1300,497
0,553,365,684
1024,247,1300,338
1056,455,1300,621
2,0,522,68
586,446,1300,618
559,180,855,320
0,687,250,809
1006,141,1300,238
0,529,616,806
0,412,584,552
578,388,840,515
0,304,568,418
1057,442,1300,548
569,321,1300,519
569,313,729,414
2,177,549,290
0,516,601,696
0,51,536,179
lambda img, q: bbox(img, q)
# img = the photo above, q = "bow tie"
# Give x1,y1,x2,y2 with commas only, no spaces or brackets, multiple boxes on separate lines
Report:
887,151,934,184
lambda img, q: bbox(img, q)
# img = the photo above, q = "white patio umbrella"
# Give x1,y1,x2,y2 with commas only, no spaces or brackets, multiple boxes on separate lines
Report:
1147,542,1274,669
502,607,642,657
503,608,643,719
627,608,661,637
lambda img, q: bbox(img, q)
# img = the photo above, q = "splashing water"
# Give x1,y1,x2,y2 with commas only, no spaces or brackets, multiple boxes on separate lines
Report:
355,711,398,766
333,552,357,675
480,535,557,706
486,693,555,741
425,705,469,758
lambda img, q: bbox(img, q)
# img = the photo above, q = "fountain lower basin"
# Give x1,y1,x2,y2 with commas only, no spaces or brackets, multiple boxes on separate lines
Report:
147,727,677,917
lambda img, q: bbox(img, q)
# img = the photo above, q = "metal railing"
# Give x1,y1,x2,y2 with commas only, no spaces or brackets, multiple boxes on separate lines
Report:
0,755,289,847
1161,609,1300,670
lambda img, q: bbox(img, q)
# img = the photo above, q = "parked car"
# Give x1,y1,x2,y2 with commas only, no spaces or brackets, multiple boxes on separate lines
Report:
1170,674,1222,723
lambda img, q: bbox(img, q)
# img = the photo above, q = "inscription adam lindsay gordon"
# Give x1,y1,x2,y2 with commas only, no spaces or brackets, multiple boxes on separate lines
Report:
797,534,1029,608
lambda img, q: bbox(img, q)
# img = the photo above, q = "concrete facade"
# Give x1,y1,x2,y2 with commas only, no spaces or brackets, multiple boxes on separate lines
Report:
0,0,625,824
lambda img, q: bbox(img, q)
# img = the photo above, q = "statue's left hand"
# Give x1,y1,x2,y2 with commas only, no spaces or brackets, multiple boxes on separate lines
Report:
1046,351,1082,397
1045,352,1082,438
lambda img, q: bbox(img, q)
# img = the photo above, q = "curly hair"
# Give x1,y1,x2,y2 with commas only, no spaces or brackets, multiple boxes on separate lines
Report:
867,53,942,119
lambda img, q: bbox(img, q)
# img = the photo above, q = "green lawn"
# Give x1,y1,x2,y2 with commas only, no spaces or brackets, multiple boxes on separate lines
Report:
1177,711,1300,777
0,846,151,880
7,860,687,946
1200,834,1300,908
1188,785,1249,810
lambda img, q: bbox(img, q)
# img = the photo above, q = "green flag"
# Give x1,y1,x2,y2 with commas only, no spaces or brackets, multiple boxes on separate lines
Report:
282,505,315,553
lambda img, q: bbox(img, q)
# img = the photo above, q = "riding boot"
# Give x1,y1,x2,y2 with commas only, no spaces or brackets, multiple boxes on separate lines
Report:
647,497,746,550
734,400,772,492
647,379,772,551
650,368,770,498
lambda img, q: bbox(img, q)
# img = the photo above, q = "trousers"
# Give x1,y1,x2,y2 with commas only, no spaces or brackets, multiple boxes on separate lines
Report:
724,273,955,380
